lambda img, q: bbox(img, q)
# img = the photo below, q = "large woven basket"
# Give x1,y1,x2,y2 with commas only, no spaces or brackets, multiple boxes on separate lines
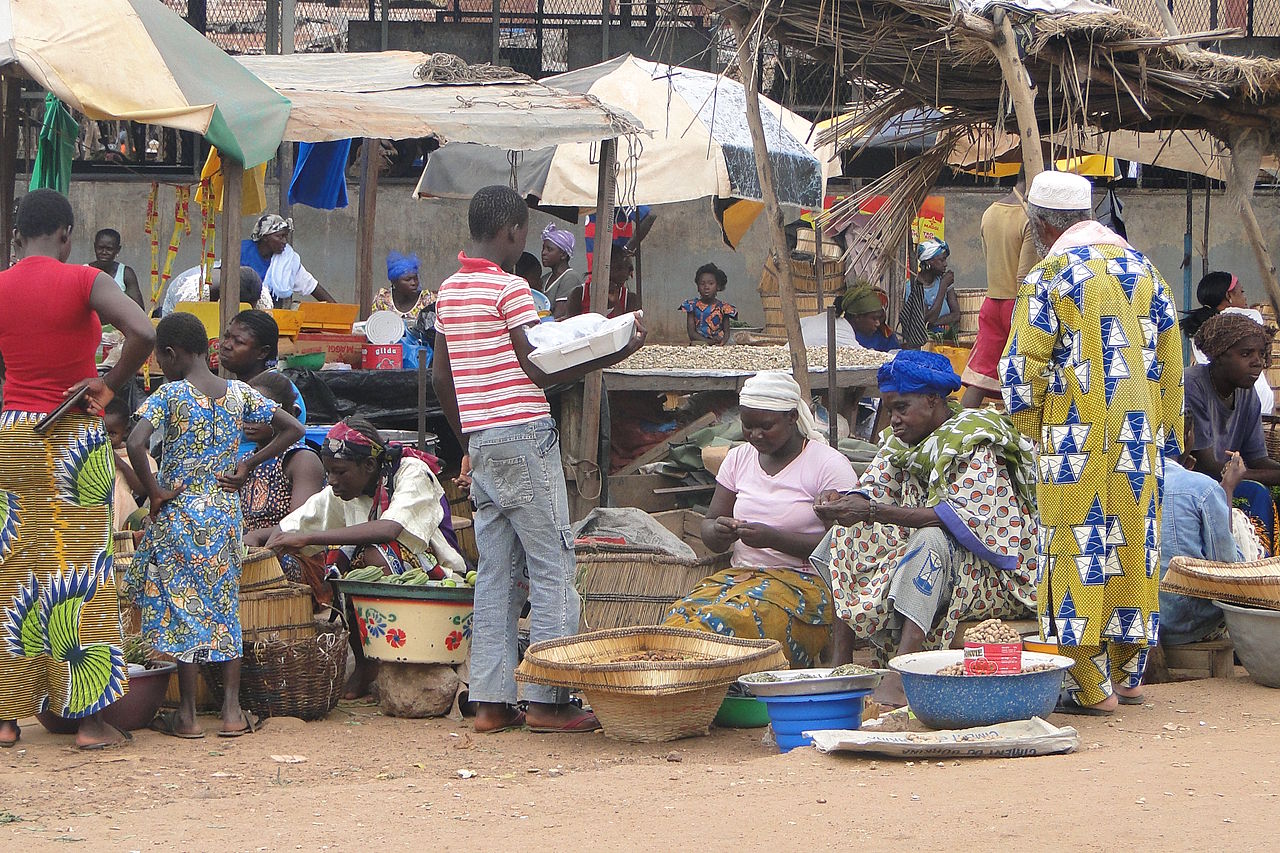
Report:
203,624,347,721
241,547,287,592
1163,555,1280,609
516,627,786,742
113,531,136,556
575,509,731,630
1263,415,1280,463
240,582,315,641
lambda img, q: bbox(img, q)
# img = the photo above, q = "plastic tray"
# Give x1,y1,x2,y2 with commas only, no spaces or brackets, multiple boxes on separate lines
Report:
528,313,635,374
738,667,885,697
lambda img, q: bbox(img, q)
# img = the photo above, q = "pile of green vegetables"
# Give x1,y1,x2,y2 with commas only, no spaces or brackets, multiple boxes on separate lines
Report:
342,566,479,588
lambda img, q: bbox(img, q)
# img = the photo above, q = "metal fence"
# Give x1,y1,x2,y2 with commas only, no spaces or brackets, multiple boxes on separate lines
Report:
1112,0,1280,38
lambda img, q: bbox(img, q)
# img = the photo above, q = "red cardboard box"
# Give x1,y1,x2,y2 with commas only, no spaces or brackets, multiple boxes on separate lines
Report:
362,343,403,370
296,333,365,367
963,642,1022,675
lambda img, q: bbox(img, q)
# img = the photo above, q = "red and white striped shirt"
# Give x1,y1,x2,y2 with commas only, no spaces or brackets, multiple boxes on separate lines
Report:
435,254,550,433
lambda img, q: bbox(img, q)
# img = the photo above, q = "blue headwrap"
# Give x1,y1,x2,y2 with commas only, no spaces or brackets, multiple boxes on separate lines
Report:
916,239,949,263
877,350,962,396
386,251,420,282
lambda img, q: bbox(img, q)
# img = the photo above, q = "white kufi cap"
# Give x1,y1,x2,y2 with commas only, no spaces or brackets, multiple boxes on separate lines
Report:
1026,171,1092,211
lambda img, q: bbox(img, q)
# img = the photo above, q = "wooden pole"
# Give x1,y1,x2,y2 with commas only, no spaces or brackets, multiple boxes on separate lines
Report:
730,14,810,399
990,9,1045,182
219,158,245,341
356,138,380,318
0,76,19,270
814,224,839,447
1239,194,1280,319
278,0,295,219
570,137,617,518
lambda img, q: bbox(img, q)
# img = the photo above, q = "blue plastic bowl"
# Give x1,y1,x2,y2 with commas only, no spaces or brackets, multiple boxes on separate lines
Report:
760,689,871,752
304,424,334,449
890,649,1073,730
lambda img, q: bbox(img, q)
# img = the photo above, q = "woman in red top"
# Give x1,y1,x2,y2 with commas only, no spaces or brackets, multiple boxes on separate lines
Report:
0,190,154,750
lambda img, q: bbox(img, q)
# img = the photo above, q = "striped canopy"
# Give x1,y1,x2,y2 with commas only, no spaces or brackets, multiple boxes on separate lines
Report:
0,0,289,167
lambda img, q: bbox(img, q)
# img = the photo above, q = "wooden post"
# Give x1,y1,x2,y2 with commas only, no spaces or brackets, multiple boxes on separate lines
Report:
569,137,617,519
219,158,245,340
356,138,380,319
990,9,1045,182
0,76,19,270
814,224,839,446
730,14,810,399
1239,194,1280,319
417,357,429,451
278,0,295,219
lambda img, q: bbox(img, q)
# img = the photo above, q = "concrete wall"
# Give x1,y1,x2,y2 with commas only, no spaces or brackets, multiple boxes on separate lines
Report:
54,177,1280,343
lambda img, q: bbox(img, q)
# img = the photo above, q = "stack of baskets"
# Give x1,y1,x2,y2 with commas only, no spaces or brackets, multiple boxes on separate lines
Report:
574,510,731,631
201,547,345,721
516,626,787,742
758,255,845,338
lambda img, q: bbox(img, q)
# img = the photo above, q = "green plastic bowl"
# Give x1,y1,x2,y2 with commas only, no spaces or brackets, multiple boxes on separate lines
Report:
288,351,326,370
714,694,771,728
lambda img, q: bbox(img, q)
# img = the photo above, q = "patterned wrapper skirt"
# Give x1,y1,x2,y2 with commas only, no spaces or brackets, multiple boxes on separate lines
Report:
0,411,128,720
663,566,831,667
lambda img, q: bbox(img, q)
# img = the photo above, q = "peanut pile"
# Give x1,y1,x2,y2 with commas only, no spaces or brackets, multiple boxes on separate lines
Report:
935,661,1058,676
963,618,1022,645
615,345,891,372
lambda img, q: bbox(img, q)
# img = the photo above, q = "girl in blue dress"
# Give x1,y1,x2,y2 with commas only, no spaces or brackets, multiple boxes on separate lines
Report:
126,312,303,739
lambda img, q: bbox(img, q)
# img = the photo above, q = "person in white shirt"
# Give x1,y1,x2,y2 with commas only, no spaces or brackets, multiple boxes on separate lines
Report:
1180,271,1274,415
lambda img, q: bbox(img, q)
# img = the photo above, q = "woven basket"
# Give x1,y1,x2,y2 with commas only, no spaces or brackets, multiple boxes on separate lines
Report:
241,547,287,592
575,550,730,631
954,288,984,346
1264,415,1280,463
203,624,348,721
516,627,786,742
1162,555,1280,609
240,582,315,642
113,531,136,556
452,518,479,566
758,255,844,295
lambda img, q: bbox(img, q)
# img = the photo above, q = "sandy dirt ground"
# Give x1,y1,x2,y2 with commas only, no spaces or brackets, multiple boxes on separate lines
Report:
0,675,1276,852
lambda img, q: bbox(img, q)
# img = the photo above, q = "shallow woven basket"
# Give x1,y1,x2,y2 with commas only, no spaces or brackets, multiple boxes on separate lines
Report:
241,547,287,593
516,627,786,742
203,624,347,721
574,548,731,631
1163,555,1280,609
240,582,315,641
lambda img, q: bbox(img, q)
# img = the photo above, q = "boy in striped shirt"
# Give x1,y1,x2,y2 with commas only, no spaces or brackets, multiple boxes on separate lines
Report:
433,186,646,734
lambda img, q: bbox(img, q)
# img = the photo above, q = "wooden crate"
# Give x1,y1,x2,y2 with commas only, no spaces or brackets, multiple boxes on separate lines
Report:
1163,639,1235,679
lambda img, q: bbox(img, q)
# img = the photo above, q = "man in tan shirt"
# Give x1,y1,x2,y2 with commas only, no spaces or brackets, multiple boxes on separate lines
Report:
961,173,1039,407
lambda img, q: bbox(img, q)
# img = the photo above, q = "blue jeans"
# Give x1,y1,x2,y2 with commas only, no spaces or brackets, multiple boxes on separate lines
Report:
468,417,578,705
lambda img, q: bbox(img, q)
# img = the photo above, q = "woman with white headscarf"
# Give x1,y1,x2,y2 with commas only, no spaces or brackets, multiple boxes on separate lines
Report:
663,372,857,666
241,214,336,308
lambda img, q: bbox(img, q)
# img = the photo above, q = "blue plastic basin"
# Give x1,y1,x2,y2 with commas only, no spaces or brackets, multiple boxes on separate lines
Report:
890,649,1073,730
760,689,871,752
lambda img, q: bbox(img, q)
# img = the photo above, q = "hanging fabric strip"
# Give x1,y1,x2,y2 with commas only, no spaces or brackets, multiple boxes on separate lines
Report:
145,183,161,305
160,186,192,296
199,177,216,294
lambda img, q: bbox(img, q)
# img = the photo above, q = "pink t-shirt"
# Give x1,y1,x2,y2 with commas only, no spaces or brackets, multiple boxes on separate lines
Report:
716,440,857,572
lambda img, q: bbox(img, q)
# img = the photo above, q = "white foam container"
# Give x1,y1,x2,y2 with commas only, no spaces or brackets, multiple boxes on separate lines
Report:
529,312,636,374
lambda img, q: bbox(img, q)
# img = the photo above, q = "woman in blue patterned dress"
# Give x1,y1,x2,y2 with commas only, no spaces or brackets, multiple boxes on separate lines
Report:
126,313,303,738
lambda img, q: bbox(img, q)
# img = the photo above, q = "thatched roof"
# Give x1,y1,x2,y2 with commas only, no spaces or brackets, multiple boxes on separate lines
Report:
708,0,1280,277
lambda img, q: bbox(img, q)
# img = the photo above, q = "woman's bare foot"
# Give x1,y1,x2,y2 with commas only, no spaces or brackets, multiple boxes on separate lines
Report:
342,659,379,700
525,702,600,733
474,702,525,733
0,719,19,746
873,672,908,709
75,715,129,749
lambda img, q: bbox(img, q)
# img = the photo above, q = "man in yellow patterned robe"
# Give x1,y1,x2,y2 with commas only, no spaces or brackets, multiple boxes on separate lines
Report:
1001,172,1183,714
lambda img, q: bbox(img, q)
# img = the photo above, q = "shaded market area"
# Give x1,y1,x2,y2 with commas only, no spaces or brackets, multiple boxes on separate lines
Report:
1,1,1280,848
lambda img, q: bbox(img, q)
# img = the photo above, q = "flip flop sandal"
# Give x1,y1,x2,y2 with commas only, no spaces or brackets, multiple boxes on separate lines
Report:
218,711,266,738
1116,693,1146,705
1054,699,1113,717
476,710,526,734
149,711,205,739
528,712,602,734
78,729,134,751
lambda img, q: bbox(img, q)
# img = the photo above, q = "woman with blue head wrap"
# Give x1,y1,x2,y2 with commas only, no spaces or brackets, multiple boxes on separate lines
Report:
811,349,1038,689
900,238,960,349
373,251,434,321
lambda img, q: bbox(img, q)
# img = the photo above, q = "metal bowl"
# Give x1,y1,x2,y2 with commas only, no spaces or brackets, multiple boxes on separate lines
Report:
889,649,1073,730
1216,600,1280,688
738,667,884,697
